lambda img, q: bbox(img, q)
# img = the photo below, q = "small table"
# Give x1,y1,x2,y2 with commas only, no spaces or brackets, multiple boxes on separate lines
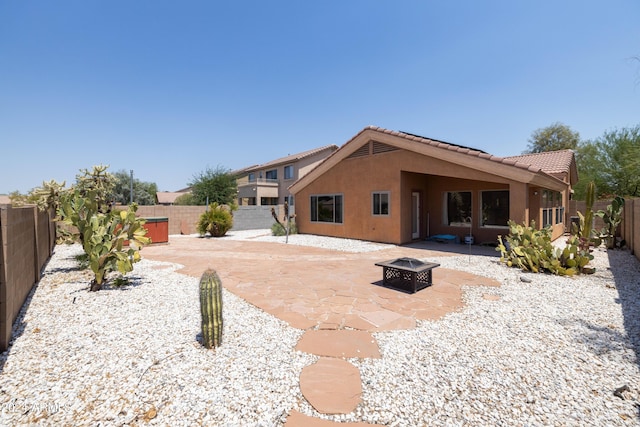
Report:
375,257,440,293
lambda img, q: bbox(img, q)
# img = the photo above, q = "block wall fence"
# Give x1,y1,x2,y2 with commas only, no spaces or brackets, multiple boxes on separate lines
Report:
134,204,285,235
570,198,639,256
0,205,55,351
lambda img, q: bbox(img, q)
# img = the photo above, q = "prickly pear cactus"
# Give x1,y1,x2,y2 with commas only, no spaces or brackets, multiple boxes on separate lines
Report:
199,269,223,349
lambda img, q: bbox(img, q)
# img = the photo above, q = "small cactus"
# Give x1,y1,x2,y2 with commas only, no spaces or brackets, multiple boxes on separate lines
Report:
199,269,223,348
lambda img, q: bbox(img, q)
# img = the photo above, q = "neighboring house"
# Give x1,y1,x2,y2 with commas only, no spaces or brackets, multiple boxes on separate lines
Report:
156,190,189,205
235,144,339,207
289,126,577,245
0,195,11,205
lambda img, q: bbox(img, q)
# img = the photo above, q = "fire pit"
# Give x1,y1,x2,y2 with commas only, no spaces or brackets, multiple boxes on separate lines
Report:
375,257,440,293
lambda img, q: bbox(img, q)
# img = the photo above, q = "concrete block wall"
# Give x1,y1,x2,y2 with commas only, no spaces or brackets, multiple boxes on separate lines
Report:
573,198,639,262
0,206,54,351
625,198,639,261
233,206,280,231
135,205,286,235
135,205,207,235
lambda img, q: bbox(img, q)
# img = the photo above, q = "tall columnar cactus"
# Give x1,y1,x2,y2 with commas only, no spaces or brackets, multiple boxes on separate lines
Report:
199,269,223,349
596,196,625,249
582,181,596,239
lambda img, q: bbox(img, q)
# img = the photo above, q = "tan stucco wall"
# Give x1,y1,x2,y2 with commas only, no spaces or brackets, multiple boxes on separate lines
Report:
296,151,405,243
295,149,539,245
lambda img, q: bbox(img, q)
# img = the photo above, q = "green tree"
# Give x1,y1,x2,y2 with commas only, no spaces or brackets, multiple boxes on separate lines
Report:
111,170,158,205
524,122,580,154
189,166,238,206
574,125,640,199
595,125,640,197
173,193,195,205
573,141,606,199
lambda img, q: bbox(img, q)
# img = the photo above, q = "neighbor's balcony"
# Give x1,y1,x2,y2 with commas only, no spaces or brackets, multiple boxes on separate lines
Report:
237,178,279,199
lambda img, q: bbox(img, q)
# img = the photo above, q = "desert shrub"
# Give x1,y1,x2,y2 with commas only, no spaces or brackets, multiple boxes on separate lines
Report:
57,165,150,291
173,193,195,205
497,220,594,276
271,221,298,236
197,203,233,237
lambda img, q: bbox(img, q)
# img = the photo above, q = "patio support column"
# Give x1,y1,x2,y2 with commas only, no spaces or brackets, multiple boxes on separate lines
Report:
509,182,528,225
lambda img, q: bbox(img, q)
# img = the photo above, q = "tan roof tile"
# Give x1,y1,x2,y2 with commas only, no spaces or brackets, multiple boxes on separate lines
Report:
156,191,188,204
503,150,575,175
364,126,565,177
241,144,338,173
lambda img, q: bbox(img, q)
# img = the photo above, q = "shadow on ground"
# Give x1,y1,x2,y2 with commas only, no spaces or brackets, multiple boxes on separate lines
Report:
403,240,501,258
607,248,640,417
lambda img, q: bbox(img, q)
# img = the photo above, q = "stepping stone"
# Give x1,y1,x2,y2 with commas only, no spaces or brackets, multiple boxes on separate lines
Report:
299,358,362,414
284,410,383,426
295,329,381,358
483,294,501,301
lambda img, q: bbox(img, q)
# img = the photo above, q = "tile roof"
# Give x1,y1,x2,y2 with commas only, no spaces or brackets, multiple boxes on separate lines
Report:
239,144,339,173
360,126,574,178
290,126,577,195
503,150,575,175
361,126,554,175
156,191,189,204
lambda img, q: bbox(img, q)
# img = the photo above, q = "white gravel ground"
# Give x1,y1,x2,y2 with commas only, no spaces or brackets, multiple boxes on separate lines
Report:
1,232,639,426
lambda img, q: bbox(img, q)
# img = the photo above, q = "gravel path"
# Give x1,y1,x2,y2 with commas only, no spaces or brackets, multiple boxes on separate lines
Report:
1,233,639,426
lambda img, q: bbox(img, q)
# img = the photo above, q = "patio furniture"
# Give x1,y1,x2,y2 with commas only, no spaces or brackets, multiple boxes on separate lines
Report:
375,257,440,293
426,234,459,244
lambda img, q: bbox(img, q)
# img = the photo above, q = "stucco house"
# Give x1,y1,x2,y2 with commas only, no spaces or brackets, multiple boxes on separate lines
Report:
235,144,338,207
156,191,189,205
289,126,577,245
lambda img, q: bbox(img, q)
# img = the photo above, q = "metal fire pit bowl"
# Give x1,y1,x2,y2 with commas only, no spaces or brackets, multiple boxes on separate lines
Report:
375,257,440,293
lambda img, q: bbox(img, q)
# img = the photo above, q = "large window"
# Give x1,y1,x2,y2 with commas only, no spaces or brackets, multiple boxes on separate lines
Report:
481,190,509,227
265,169,277,181
311,194,343,223
248,172,255,182
284,165,294,180
445,191,472,226
372,192,389,216
260,197,278,205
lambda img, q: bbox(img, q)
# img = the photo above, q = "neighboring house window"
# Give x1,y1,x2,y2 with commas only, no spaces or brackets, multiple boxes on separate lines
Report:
311,194,343,223
481,190,509,227
265,169,277,181
248,172,255,182
260,197,278,205
286,195,294,206
445,191,472,226
372,192,390,216
284,165,294,180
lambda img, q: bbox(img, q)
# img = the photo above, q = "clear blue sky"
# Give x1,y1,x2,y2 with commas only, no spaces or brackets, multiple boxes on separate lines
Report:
1,1,639,194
